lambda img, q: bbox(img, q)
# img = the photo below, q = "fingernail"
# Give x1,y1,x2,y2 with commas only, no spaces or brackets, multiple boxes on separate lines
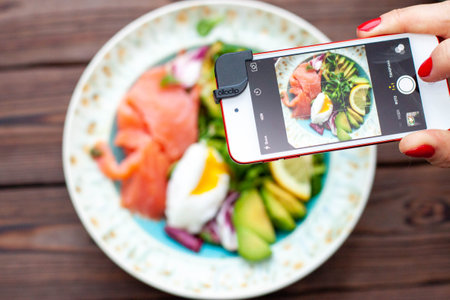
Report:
404,144,435,158
357,17,381,32
418,57,433,78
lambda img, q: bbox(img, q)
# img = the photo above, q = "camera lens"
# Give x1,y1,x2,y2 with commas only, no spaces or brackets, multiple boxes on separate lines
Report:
234,108,239,113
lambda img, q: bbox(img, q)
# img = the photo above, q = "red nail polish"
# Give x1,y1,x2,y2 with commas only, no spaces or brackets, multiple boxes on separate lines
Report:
404,144,435,158
357,17,381,32
418,57,433,78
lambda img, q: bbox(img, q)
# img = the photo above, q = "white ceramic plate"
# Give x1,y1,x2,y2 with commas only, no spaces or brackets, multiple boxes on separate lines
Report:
63,1,376,299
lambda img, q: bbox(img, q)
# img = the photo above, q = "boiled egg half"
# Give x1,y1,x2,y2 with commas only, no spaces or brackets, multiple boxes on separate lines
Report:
166,143,230,234
311,92,333,125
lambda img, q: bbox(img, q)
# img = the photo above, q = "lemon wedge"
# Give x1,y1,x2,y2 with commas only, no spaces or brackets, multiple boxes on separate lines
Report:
349,84,371,116
269,155,312,201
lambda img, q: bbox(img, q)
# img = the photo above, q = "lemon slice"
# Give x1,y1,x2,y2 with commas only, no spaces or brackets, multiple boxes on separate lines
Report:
349,84,371,116
269,156,312,201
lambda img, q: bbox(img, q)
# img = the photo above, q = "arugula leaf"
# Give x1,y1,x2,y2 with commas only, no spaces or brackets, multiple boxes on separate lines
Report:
196,16,224,37
90,147,103,158
160,74,179,88
324,72,352,110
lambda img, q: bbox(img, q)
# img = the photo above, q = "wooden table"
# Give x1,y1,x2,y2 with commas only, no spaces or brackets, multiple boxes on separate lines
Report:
1,0,449,299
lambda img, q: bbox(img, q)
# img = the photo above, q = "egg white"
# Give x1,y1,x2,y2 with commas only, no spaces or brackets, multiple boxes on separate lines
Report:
166,143,230,234
311,92,333,125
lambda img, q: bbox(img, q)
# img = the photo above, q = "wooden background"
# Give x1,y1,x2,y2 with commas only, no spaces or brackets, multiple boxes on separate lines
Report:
1,0,449,299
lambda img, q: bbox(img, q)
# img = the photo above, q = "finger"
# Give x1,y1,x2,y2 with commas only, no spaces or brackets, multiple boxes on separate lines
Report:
357,2,450,38
399,129,450,168
417,38,450,82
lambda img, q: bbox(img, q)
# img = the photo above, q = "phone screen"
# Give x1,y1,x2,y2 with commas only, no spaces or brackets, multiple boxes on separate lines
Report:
246,38,427,154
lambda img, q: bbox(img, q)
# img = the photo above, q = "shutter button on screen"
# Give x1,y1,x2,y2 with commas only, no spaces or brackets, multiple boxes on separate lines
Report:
396,75,416,95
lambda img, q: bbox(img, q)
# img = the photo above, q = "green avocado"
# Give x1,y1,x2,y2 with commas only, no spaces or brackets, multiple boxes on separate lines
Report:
261,188,296,231
199,80,222,118
337,127,352,141
236,227,272,262
337,56,346,66
263,180,306,219
343,62,355,78
350,76,370,85
347,107,364,124
335,111,352,133
233,189,276,244
346,111,360,129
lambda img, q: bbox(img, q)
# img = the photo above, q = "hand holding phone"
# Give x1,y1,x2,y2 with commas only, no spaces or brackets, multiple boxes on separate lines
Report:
356,1,450,167
214,33,450,164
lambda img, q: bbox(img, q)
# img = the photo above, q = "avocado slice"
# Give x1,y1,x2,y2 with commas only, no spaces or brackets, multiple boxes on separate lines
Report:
343,62,355,78
346,111,360,129
337,56,346,67
350,76,370,85
340,60,350,72
347,107,364,124
236,227,272,262
263,180,306,219
233,189,276,244
344,67,356,79
337,127,352,141
261,188,296,231
335,111,352,133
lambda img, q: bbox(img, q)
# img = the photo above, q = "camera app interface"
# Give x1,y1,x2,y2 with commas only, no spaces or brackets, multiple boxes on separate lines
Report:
246,38,427,154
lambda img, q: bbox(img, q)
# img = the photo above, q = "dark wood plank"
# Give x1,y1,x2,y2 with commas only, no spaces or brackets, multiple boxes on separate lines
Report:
0,0,172,68
0,1,447,298
0,0,432,68
265,284,450,300
356,164,450,234
0,164,449,299
266,0,435,42
0,67,84,185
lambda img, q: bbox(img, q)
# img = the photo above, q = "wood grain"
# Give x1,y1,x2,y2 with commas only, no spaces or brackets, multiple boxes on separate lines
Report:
0,0,434,68
1,0,448,299
0,67,83,185
1,165,449,299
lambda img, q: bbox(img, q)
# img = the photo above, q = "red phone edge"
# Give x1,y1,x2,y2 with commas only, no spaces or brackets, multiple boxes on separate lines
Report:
218,35,449,165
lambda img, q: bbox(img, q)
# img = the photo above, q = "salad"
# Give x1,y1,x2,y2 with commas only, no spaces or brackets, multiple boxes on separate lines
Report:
91,38,327,262
281,50,372,141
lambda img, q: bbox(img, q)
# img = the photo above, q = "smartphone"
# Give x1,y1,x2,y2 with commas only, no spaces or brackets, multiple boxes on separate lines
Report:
214,33,450,164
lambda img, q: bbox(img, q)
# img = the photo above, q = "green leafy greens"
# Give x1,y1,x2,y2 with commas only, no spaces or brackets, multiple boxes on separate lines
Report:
196,16,225,37
323,72,352,110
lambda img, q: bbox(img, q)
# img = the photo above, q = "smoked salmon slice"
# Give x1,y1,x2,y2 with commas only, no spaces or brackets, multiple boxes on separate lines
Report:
121,140,170,219
93,65,199,220
286,63,322,119
92,141,143,180
125,67,198,161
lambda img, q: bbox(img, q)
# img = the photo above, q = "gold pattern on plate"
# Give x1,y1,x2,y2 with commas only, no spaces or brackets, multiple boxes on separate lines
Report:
226,9,236,19
81,97,89,107
90,217,99,227
87,122,96,135
293,262,304,270
103,66,112,77
176,11,188,23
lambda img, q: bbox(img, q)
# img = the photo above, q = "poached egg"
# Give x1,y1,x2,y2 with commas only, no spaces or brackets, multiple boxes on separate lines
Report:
310,92,333,125
166,143,230,234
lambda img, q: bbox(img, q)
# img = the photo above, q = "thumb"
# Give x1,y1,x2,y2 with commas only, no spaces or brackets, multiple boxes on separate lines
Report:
399,129,450,168
417,39,450,82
